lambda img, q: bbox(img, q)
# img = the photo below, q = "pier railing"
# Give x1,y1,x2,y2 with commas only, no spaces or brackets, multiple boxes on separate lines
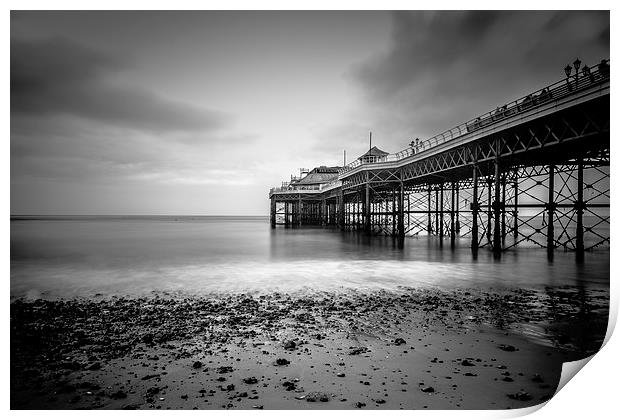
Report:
338,61,610,175
269,179,342,195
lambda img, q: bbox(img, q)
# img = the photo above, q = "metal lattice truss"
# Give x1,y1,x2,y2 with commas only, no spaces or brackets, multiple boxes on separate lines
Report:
502,164,610,251
339,98,608,189
269,87,609,259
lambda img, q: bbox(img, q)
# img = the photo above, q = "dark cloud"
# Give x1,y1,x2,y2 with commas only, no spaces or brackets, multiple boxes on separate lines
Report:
353,11,502,100
346,10,610,150
597,25,610,47
11,37,231,132
353,11,609,102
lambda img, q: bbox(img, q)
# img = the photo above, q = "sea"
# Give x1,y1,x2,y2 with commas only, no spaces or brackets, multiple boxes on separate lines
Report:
10,215,609,299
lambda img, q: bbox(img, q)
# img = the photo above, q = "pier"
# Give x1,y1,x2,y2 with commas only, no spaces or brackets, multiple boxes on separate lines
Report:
269,60,610,260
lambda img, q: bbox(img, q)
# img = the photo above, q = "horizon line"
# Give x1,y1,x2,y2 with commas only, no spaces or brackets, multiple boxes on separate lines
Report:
10,214,269,218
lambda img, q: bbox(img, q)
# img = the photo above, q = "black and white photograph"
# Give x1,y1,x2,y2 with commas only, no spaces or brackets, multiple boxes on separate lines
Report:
9,6,612,412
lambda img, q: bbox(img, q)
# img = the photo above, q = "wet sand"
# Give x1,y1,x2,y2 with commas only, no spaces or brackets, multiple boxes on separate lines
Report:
10,286,608,410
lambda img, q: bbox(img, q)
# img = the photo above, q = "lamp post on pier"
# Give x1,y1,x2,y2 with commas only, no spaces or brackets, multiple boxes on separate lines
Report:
565,58,582,90
573,58,581,87
564,64,572,90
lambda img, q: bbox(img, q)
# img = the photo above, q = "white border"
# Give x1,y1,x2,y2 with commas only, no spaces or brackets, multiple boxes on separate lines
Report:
4,2,617,420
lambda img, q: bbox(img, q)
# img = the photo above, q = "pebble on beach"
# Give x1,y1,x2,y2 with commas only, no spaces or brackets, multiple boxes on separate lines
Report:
9,286,607,410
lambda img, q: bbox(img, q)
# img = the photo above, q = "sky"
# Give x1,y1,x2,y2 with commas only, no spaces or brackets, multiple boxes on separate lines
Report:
10,10,609,215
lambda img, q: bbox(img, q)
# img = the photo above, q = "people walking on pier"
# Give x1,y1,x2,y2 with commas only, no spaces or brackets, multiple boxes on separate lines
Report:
599,59,609,78
538,88,552,103
521,94,533,109
582,65,595,83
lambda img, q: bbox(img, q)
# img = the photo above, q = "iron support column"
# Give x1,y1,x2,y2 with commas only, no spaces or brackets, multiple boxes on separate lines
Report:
487,178,493,243
513,179,519,240
493,160,502,256
471,165,479,255
501,175,506,246
285,202,290,228
407,191,410,232
364,176,371,235
398,181,405,248
356,196,361,229
427,186,433,234
450,181,456,249
298,195,302,227
338,190,345,231
455,183,460,234
435,188,439,238
392,186,397,237
270,197,276,229
439,184,444,248
547,165,555,260
576,160,585,263
358,198,362,230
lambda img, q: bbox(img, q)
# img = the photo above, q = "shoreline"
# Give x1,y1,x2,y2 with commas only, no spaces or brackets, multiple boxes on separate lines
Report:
10,286,608,410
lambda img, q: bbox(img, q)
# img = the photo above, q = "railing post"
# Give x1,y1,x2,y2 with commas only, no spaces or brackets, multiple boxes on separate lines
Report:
546,165,555,261
576,160,585,263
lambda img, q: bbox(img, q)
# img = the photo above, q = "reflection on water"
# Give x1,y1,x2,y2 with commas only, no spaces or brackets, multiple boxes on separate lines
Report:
11,216,609,298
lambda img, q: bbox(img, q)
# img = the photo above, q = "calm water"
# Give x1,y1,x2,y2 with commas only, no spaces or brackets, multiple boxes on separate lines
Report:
10,216,609,298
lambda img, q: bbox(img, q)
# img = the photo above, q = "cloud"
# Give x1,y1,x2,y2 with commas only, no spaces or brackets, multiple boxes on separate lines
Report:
353,11,500,100
344,10,610,149
353,11,609,103
11,112,263,189
11,37,231,133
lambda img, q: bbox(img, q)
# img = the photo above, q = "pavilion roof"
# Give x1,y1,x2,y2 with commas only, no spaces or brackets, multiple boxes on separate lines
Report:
358,146,389,159
294,166,341,185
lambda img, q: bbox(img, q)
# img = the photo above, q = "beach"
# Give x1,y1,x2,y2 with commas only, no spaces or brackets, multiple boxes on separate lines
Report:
10,286,608,410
